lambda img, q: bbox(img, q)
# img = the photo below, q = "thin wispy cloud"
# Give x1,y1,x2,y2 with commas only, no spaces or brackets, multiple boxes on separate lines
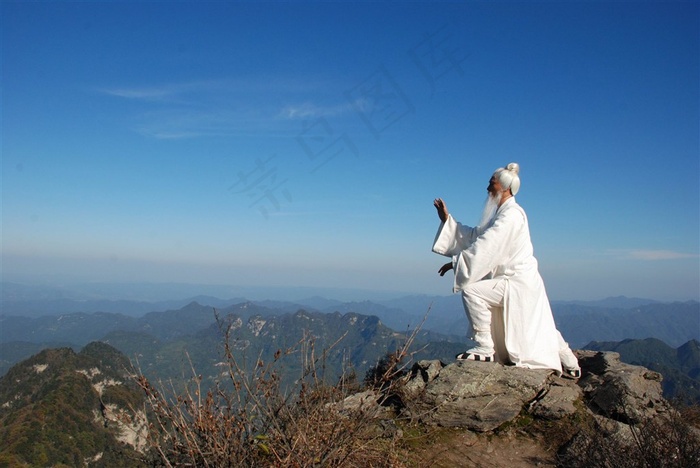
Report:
135,108,297,139
98,81,217,102
101,86,176,100
100,78,332,103
618,249,699,261
278,99,366,120
99,78,349,139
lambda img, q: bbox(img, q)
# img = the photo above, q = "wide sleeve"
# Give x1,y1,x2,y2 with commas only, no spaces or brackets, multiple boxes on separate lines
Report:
432,214,479,257
452,209,518,290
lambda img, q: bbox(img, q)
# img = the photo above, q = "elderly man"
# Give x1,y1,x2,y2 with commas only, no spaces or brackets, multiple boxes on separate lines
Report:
433,163,580,377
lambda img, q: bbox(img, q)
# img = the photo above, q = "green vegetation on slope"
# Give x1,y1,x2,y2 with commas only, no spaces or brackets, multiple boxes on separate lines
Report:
0,343,145,467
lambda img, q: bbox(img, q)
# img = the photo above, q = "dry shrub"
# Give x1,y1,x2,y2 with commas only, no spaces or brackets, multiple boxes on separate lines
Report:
136,311,421,467
557,404,700,468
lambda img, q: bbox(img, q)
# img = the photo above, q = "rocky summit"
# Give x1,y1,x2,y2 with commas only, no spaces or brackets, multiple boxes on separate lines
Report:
398,350,668,432
401,350,669,431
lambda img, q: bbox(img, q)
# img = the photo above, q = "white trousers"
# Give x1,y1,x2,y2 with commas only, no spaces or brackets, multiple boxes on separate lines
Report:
461,278,505,356
461,278,579,369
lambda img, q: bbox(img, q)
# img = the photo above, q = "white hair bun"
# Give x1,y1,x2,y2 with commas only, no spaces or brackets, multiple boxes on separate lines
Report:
506,162,519,174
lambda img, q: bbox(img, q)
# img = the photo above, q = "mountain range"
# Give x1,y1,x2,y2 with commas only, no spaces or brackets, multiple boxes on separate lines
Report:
1,282,698,466
2,289,697,345
1,283,698,395
1,287,699,466
0,295,698,391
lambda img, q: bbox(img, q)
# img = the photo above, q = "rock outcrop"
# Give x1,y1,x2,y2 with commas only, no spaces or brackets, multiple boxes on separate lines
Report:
347,349,671,440
399,350,669,431
405,359,555,431
576,350,667,424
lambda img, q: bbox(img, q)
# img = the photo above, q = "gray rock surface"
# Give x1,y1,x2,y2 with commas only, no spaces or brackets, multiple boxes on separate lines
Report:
576,350,668,424
409,360,551,431
529,377,581,420
398,350,668,432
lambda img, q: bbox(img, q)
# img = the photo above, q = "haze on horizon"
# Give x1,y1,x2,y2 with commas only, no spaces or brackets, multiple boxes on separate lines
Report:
2,2,698,303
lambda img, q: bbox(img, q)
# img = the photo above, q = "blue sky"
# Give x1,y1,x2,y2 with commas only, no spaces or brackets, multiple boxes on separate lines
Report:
2,1,698,301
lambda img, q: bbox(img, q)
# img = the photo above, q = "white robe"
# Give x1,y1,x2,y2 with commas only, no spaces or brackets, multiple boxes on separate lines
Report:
432,198,562,371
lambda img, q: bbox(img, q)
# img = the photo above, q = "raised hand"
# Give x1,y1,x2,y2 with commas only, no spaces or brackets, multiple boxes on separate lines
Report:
433,198,449,223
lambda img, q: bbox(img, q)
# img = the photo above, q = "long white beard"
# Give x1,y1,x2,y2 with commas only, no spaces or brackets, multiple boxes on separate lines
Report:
479,192,502,228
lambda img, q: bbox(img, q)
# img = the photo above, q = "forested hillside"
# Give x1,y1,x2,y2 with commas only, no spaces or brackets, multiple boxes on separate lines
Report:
0,342,145,467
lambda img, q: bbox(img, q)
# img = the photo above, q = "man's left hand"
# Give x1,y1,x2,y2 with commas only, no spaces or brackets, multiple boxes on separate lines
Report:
438,262,453,276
